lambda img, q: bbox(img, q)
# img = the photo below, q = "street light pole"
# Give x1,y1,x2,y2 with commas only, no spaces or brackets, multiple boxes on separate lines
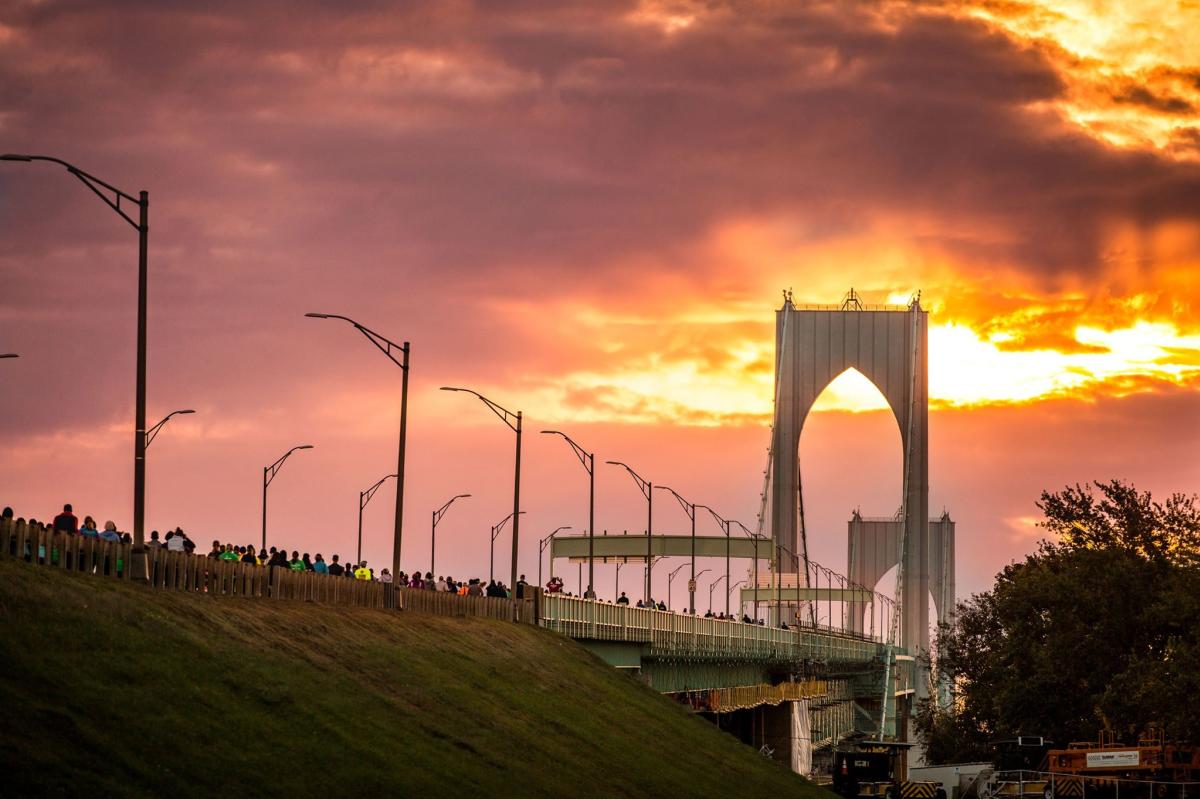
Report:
538,526,571,590
728,520,758,622
443,387,522,592
358,473,398,566
660,487,698,614
262,445,314,551
3,154,150,572
489,510,524,585
607,461,653,604
668,563,686,611
541,430,595,600
697,504,733,617
306,314,409,582
709,574,727,614
729,579,746,618
430,493,470,576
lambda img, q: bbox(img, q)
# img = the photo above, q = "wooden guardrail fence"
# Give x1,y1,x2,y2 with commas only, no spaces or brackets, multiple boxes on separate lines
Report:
0,516,536,622
400,585,534,624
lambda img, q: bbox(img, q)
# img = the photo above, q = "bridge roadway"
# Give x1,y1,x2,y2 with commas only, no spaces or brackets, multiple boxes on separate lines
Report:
537,594,914,743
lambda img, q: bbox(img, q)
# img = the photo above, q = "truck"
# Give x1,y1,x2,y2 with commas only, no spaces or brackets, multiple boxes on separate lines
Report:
832,741,947,799
983,733,1200,799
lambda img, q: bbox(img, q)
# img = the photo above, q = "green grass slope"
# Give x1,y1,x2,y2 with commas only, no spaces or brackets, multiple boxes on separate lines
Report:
0,559,823,798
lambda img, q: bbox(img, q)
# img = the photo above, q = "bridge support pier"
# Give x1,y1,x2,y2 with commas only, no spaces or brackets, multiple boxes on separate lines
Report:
707,700,813,776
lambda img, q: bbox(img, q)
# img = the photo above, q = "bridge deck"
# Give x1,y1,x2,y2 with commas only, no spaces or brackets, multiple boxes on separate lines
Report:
540,594,895,664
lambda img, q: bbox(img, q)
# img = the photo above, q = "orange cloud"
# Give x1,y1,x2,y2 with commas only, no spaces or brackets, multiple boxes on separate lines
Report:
956,0,1200,158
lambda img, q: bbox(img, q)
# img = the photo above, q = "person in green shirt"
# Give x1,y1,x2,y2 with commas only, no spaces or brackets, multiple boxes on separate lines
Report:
289,551,305,571
219,544,239,562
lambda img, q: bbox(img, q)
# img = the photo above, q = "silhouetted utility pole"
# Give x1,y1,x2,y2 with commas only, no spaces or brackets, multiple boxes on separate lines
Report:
538,526,571,591
307,313,409,582
3,154,150,577
697,504,732,617
660,487,698,614
606,461,653,603
262,445,313,551
358,473,398,565
541,430,595,597
442,387,522,592
490,510,524,584
430,493,470,576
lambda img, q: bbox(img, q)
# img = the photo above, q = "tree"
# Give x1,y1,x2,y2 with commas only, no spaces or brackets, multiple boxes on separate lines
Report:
1036,480,1200,565
917,481,1200,762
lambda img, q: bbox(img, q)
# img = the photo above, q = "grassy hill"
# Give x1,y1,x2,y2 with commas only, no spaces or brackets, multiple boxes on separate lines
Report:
0,558,824,797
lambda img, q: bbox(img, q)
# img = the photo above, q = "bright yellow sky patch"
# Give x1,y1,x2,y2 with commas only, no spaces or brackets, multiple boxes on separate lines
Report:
961,0,1200,156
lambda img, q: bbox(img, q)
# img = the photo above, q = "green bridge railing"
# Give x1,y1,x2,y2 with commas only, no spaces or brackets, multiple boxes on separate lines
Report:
539,594,899,665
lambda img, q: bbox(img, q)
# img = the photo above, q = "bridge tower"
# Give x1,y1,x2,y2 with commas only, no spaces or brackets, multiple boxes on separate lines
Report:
769,291,931,698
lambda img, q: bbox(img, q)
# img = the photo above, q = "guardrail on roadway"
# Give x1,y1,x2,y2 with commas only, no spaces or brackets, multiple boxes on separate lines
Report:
1,516,533,622
539,593,892,663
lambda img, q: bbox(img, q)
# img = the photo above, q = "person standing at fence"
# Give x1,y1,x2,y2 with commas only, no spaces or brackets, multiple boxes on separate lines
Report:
313,554,328,574
53,504,78,533
328,555,344,577
380,568,392,583
241,546,257,564
99,521,121,543
354,561,371,580
220,544,239,562
178,529,196,555
207,540,222,559
301,553,314,571
289,551,304,571
80,517,99,539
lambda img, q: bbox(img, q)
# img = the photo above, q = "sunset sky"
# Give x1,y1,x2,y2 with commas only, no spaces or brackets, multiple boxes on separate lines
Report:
1,0,1197,609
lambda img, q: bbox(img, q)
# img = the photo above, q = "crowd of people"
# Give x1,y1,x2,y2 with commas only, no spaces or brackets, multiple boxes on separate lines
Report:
10,502,535,595
9,503,782,625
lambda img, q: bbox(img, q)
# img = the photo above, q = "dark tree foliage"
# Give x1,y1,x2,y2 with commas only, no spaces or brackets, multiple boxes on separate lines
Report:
1038,480,1200,565
916,481,1200,763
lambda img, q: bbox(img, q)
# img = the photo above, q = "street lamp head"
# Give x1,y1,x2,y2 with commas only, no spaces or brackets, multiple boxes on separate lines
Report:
178,409,196,415
0,154,33,162
0,353,18,359
457,493,472,499
304,312,332,319
296,444,314,450
439,386,465,393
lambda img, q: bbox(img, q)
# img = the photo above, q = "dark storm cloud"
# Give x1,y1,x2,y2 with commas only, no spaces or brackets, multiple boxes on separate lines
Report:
3,1,1197,281
0,0,1198,437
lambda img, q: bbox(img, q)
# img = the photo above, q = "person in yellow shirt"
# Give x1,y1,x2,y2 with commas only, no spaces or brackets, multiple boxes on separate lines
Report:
354,562,371,580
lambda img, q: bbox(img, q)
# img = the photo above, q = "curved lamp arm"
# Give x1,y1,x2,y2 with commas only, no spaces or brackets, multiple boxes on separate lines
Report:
145,409,196,448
